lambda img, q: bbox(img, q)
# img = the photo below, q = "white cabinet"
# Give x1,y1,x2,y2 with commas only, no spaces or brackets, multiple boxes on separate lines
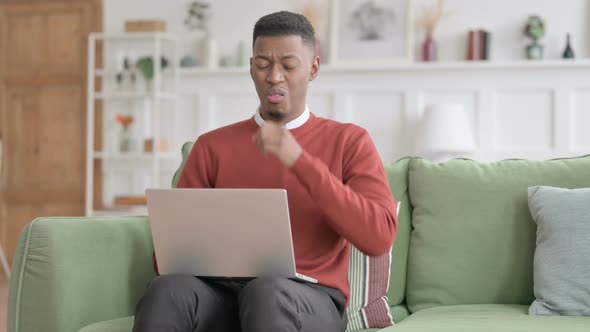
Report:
86,33,181,216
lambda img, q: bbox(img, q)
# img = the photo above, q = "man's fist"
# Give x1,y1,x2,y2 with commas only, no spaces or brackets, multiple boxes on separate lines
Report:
254,122,303,168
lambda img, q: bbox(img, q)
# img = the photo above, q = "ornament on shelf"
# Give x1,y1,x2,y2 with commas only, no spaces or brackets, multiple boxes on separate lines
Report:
562,33,575,59
524,15,545,60
466,29,491,61
116,114,136,153
180,54,198,67
205,37,219,69
184,1,216,68
135,56,169,92
236,41,247,67
418,0,448,62
184,1,211,33
115,57,137,91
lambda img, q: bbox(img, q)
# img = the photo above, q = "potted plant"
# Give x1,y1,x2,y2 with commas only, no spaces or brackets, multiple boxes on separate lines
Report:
135,56,169,92
184,0,217,68
524,15,545,60
184,0,211,33
116,114,135,153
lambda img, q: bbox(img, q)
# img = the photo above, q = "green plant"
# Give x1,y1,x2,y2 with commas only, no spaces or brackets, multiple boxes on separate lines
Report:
184,0,211,33
524,15,545,41
419,0,447,35
135,56,169,81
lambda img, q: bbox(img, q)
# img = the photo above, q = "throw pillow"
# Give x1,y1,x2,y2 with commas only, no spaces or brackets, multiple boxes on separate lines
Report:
346,202,400,331
528,186,590,316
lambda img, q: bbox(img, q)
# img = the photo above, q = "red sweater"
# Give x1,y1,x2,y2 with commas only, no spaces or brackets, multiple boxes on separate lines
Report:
175,113,397,301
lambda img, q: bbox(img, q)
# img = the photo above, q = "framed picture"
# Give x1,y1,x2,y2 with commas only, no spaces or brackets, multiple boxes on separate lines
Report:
329,0,413,65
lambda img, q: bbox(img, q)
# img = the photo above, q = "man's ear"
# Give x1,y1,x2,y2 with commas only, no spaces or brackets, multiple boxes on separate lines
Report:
309,55,320,81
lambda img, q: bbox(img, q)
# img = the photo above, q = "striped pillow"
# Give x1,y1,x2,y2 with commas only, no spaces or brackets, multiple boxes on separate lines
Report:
346,247,394,331
345,203,399,331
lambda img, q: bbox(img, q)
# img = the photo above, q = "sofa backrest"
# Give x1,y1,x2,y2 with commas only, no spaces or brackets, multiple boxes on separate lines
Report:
405,155,590,313
172,142,194,187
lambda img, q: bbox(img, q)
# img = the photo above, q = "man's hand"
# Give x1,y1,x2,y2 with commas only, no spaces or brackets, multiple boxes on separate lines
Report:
254,122,303,168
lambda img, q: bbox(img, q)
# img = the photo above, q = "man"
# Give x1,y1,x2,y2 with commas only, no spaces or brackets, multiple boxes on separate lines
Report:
133,11,397,332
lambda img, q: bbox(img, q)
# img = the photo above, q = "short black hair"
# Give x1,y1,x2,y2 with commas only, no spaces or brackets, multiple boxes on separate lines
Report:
253,11,315,48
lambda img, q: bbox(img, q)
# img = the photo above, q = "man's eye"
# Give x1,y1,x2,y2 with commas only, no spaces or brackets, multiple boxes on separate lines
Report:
283,63,298,70
255,61,270,69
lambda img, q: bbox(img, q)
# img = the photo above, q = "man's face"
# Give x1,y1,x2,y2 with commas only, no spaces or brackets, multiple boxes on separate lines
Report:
250,35,319,124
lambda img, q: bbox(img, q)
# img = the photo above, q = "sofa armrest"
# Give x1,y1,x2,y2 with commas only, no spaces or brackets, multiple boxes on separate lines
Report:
8,217,155,332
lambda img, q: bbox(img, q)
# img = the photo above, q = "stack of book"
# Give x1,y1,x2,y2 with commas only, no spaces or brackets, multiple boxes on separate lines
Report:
467,29,491,60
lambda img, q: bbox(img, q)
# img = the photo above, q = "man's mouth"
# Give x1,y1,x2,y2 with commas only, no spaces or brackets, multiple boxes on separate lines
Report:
267,89,286,104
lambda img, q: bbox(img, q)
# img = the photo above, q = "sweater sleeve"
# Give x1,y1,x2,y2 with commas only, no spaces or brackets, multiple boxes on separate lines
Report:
290,128,397,256
153,138,214,275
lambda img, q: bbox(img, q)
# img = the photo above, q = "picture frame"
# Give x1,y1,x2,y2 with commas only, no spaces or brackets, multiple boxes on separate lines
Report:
329,0,414,65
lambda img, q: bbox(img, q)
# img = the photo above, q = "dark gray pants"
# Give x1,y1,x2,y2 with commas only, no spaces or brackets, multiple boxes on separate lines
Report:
133,275,348,332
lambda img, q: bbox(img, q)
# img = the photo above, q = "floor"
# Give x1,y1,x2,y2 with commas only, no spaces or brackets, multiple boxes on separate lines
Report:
1,276,7,332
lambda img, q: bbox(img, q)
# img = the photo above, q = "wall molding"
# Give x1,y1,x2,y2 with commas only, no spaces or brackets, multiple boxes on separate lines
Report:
175,60,590,163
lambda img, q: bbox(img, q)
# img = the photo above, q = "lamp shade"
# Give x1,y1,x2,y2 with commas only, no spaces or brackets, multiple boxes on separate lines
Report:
418,103,476,153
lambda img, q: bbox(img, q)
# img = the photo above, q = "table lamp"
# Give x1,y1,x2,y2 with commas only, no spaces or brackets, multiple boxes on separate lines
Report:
417,103,476,162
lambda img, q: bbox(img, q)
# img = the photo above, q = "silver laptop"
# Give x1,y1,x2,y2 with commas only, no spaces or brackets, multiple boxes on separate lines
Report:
146,188,317,283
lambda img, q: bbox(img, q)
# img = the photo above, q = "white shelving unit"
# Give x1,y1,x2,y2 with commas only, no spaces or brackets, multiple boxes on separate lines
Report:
86,33,180,216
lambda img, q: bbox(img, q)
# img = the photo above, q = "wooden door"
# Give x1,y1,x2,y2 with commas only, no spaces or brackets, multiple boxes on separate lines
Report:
0,0,102,265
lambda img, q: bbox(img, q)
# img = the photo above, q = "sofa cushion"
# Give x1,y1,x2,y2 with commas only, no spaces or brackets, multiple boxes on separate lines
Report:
77,316,381,332
378,304,590,332
78,316,134,332
406,155,590,313
528,186,590,316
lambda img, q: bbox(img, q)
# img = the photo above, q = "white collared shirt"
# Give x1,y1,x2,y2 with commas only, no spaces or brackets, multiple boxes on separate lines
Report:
255,105,310,130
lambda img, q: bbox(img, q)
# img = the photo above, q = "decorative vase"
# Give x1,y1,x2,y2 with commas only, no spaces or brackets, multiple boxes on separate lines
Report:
526,40,543,60
422,33,437,62
562,33,575,59
119,126,135,153
205,36,218,69
145,79,154,93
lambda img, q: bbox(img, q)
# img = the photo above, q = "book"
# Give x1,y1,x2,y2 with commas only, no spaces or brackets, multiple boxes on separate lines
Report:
467,30,478,60
467,29,491,61
480,30,491,60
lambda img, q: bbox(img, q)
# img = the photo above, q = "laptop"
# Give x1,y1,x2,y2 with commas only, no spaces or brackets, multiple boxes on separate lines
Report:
146,188,317,283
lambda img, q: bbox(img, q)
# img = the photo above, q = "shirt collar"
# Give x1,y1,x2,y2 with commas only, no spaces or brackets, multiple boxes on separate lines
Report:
254,105,310,130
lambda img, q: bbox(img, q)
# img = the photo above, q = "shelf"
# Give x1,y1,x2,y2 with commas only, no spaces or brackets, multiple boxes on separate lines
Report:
179,59,590,77
87,32,180,218
94,91,177,100
318,59,590,73
95,68,175,78
94,151,178,160
89,32,177,41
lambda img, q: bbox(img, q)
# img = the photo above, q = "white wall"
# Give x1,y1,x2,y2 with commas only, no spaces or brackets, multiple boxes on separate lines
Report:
97,1,590,209
104,0,590,62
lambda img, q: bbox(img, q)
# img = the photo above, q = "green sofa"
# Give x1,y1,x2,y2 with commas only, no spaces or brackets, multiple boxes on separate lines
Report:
8,144,590,332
